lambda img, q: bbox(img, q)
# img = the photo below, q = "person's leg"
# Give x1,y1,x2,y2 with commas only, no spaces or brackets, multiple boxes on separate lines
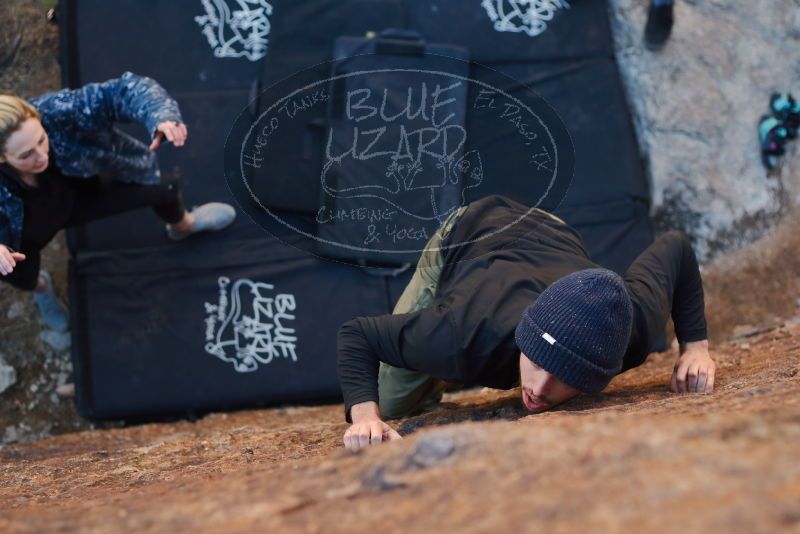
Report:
166,201,236,240
68,177,235,238
377,252,449,418
32,270,69,332
2,248,69,331
68,177,187,226
141,179,236,240
378,207,466,419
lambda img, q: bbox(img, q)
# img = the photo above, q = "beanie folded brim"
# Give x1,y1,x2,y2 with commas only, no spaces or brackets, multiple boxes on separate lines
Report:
515,314,622,394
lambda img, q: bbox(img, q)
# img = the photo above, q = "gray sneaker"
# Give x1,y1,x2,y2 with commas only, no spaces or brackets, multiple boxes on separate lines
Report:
56,382,75,398
39,330,71,351
32,271,69,332
167,202,237,241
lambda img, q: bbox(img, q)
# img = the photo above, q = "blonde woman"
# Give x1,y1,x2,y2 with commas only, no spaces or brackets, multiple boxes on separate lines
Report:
0,72,236,331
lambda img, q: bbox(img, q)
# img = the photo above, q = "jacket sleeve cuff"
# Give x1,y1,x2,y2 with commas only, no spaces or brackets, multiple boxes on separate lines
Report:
343,393,380,424
675,328,708,345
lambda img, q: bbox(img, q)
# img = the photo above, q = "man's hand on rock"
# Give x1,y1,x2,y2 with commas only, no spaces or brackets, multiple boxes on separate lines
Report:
343,401,402,451
670,339,716,394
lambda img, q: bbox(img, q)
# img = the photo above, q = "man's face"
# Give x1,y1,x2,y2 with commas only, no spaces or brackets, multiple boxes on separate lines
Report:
518,352,581,413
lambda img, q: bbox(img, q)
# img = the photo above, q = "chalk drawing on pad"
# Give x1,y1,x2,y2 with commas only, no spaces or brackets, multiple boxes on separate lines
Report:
204,277,298,373
195,0,273,61
481,0,570,37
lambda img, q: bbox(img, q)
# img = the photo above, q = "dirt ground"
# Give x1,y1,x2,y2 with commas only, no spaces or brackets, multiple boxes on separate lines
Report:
1,318,798,532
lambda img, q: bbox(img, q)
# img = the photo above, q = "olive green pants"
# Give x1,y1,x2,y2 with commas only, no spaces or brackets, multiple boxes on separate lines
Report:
377,207,466,419
377,206,566,419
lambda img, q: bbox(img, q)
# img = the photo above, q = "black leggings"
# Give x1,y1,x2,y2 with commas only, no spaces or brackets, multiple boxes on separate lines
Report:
4,179,185,291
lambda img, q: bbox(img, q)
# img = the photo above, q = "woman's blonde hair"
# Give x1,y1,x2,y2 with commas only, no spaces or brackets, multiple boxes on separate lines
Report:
0,95,40,155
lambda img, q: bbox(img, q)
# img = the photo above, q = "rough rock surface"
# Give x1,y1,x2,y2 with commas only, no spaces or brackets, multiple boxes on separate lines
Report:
1,320,799,532
703,209,800,340
609,0,800,259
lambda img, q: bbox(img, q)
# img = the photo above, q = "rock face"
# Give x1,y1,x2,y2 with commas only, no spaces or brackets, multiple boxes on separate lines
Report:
1,321,799,532
0,359,16,395
1,0,799,466
609,0,800,259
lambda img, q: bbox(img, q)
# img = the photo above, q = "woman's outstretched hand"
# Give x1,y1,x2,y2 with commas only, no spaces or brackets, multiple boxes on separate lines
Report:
150,121,188,151
0,244,26,276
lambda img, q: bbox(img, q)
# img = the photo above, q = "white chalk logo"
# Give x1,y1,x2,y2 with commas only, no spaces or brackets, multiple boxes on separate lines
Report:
195,0,273,61
481,0,570,37
204,277,297,373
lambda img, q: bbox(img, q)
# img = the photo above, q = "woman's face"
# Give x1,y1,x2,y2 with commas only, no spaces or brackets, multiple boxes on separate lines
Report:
0,118,50,175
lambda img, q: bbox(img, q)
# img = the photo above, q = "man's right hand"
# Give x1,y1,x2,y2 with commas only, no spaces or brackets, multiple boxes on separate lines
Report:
343,401,402,451
0,245,25,276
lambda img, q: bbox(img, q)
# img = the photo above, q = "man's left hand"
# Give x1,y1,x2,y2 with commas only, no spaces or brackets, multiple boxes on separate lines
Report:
670,339,715,394
150,121,188,151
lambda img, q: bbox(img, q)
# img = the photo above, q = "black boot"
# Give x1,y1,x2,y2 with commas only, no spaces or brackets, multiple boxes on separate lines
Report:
770,93,800,139
758,115,789,170
644,1,674,51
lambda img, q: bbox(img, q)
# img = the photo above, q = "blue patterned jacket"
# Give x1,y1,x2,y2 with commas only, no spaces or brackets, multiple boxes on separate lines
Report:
0,72,183,250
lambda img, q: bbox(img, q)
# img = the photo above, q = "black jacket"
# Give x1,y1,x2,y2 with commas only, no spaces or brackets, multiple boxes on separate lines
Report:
338,195,707,419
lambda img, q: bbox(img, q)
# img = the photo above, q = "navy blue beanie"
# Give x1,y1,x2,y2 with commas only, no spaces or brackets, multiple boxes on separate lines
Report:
514,269,633,393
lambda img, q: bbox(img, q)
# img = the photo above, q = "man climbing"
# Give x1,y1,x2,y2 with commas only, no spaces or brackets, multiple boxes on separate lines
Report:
338,195,716,450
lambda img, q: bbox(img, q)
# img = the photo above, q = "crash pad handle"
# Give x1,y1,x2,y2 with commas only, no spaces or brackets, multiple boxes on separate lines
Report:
374,28,425,56
358,262,413,277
